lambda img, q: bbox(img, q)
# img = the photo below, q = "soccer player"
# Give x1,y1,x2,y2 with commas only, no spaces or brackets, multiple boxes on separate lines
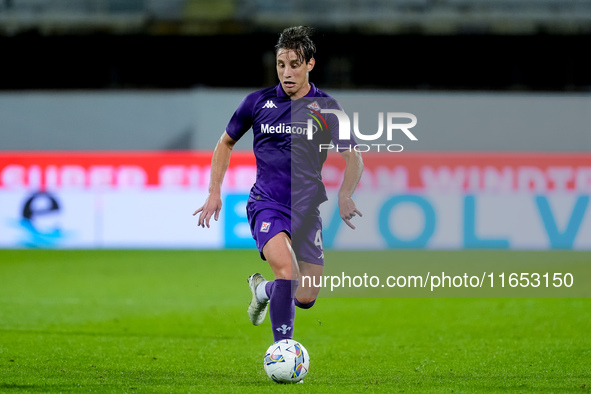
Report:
194,26,363,342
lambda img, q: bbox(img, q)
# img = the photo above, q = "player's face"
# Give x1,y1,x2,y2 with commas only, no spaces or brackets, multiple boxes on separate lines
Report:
276,49,315,99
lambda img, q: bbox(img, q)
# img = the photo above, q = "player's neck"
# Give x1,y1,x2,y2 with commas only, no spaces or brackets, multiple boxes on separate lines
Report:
289,82,311,100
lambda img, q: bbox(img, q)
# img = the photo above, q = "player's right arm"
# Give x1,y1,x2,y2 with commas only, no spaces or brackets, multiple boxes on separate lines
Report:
194,90,255,227
193,131,237,228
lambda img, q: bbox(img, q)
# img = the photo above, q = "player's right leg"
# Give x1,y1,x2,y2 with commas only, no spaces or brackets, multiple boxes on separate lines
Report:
261,231,299,341
262,231,299,280
245,202,297,336
247,272,269,326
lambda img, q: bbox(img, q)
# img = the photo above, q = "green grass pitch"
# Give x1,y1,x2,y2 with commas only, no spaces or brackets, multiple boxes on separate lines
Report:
0,249,589,393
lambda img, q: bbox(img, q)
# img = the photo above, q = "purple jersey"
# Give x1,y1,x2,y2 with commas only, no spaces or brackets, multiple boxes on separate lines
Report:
226,83,353,212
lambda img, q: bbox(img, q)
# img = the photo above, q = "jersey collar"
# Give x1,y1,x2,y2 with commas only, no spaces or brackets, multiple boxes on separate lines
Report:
276,82,317,99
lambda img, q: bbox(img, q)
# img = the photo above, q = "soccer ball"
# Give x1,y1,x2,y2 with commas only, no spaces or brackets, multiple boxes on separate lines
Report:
263,339,310,383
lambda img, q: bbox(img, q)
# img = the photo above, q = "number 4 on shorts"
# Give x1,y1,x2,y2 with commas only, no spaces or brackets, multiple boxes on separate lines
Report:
314,229,323,249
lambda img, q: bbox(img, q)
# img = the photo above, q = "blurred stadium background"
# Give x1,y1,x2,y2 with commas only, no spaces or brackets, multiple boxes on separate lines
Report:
2,0,591,92
0,0,590,249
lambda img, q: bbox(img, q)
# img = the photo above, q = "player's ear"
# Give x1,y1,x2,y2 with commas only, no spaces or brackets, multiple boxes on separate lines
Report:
307,58,315,72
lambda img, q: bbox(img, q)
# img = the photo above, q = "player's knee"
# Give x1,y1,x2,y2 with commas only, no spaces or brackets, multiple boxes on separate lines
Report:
295,298,316,309
273,264,294,280
266,252,294,279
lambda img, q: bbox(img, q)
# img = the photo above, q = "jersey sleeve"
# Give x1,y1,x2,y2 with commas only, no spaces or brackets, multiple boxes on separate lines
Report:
225,92,258,141
326,99,357,150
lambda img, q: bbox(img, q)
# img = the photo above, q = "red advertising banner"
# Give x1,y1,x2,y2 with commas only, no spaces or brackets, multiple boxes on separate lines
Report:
1,151,590,192
0,151,253,191
324,152,591,192
1,151,590,251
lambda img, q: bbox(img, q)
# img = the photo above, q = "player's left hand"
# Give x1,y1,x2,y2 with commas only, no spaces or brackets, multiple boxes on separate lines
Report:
338,196,362,230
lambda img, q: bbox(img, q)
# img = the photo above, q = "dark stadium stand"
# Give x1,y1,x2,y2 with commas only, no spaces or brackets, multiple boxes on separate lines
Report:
1,0,590,91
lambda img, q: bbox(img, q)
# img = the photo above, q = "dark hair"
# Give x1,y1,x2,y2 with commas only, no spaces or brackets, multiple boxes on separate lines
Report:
275,26,316,64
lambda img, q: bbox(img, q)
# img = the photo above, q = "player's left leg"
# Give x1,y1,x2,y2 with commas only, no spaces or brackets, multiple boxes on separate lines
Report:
291,209,324,309
295,260,323,308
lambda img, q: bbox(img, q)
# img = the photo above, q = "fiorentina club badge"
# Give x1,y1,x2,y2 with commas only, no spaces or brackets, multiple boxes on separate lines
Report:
307,101,321,111
260,222,271,233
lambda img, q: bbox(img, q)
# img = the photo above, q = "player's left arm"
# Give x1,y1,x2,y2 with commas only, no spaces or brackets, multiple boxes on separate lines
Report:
338,149,363,229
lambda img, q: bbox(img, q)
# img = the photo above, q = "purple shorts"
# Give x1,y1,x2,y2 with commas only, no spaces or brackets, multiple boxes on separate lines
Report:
246,198,324,266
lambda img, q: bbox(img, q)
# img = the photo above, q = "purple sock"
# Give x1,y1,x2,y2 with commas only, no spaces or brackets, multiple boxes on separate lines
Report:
295,298,316,309
269,279,297,341
265,281,275,299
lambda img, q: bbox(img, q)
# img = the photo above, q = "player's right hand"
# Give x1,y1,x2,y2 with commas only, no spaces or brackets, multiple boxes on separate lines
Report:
193,194,222,228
